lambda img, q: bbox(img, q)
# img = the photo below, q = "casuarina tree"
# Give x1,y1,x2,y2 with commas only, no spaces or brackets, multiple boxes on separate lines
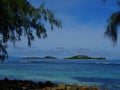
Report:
0,0,62,62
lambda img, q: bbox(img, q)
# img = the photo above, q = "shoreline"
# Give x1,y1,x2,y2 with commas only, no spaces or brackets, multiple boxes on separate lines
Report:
0,77,107,90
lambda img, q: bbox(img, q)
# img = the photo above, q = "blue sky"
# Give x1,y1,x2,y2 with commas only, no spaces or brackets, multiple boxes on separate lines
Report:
8,0,120,58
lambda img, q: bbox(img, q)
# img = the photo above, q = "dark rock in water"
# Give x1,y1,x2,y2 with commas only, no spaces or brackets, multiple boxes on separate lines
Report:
3,77,9,81
44,81,56,87
0,78,23,90
0,78,101,90
37,82,44,88
0,78,56,90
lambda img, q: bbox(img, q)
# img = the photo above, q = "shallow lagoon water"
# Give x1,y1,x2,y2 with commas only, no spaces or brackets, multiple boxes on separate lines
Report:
0,58,120,90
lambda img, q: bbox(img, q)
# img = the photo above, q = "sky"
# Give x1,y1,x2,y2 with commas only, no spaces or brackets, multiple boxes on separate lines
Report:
8,0,120,58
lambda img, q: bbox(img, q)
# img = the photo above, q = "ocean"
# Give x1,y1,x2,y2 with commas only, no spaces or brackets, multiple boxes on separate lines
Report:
0,57,120,90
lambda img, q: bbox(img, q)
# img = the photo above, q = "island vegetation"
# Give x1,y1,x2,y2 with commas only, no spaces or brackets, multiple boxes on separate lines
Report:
23,55,106,60
42,56,57,59
64,55,106,60
23,56,57,59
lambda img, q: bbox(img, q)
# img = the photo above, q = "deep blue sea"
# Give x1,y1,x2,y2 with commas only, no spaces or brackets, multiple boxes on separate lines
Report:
0,57,120,90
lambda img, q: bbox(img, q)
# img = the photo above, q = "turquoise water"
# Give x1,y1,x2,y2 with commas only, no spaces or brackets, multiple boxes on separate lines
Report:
0,58,120,90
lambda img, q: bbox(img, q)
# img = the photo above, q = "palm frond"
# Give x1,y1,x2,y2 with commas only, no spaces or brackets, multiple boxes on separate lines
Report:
105,12,120,45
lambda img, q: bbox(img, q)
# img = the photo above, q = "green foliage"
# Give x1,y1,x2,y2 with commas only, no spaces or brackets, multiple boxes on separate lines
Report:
103,0,120,6
64,55,106,60
0,41,8,63
105,12,120,45
0,0,62,62
104,0,120,45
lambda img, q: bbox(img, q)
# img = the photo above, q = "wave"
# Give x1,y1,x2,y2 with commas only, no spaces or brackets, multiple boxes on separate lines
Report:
18,60,120,65
73,77,120,85
94,62,120,65
5,59,120,65
73,77,120,90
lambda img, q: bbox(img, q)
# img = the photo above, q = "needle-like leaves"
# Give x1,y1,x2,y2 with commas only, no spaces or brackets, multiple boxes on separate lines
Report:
0,0,62,62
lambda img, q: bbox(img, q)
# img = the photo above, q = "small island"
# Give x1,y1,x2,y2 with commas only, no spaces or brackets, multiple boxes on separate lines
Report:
42,56,57,59
23,55,106,60
23,57,42,59
23,56,57,60
64,55,106,60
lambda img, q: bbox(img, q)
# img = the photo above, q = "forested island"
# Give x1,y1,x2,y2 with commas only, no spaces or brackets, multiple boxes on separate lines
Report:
23,55,106,60
64,55,106,60
23,56,57,59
